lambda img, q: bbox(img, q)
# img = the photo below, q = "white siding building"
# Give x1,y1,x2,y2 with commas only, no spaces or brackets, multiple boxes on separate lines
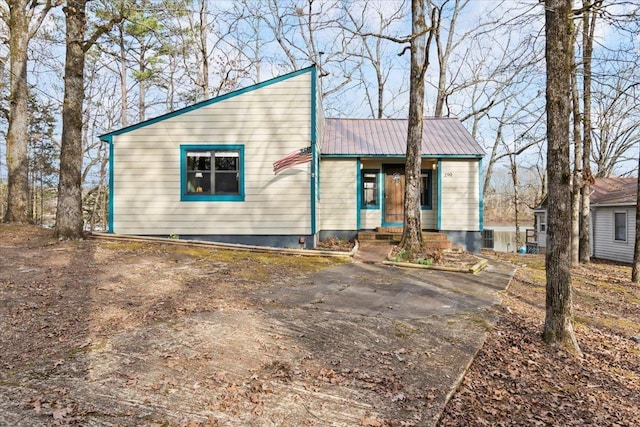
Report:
102,66,485,251
532,177,637,263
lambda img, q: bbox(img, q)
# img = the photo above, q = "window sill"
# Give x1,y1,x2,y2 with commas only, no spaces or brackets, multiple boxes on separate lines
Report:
182,194,244,202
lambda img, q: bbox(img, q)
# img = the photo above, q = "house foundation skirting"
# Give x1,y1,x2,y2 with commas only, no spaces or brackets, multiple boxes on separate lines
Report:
441,230,482,253
319,230,358,242
161,234,317,250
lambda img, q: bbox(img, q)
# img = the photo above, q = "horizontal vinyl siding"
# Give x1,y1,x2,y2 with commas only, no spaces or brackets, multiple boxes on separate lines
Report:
361,210,381,229
439,160,480,231
112,72,312,236
319,159,357,230
593,207,636,263
421,210,436,229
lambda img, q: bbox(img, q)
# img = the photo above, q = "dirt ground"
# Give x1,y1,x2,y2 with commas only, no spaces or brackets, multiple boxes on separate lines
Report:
6,225,636,426
440,251,640,426
0,225,510,426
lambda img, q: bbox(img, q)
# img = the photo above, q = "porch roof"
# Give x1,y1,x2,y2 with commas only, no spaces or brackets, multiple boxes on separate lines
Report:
321,117,484,157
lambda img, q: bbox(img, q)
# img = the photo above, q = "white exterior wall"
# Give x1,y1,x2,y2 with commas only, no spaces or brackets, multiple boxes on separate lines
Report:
111,72,313,236
318,159,357,230
535,212,547,248
592,206,636,263
439,160,480,231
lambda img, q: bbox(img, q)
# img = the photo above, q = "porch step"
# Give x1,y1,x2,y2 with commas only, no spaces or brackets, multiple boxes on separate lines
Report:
357,230,454,250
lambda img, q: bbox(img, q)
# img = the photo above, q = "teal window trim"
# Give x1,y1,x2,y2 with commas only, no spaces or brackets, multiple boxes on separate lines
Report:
479,158,484,231
106,135,114,233
310,65,318,235
420,169,433,210
437,160,442,230
180,144,245,202
356,159,362,230
361,168,381,210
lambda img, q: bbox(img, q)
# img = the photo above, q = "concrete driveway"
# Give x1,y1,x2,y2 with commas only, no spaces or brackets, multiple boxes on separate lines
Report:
248,258,516,425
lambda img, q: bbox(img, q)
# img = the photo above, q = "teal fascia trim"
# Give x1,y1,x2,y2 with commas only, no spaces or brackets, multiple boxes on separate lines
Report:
100,66,316,139
321,154,483,159
437,159,442,230
106,135,114,233
180,144,245,202
356,159,362,230
310,66,317,235
479,158,484,231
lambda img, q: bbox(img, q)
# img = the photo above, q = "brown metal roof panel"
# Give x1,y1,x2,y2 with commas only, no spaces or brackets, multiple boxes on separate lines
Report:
322,117,484,156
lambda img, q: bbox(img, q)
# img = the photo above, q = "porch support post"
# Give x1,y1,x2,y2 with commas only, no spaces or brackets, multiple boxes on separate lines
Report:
356,158,362,231
436,158,442,230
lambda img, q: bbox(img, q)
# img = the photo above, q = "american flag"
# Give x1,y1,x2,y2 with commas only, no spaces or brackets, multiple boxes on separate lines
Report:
273,146,312,174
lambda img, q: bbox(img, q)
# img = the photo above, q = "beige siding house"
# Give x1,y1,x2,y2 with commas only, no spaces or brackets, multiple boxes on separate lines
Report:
102,66,485,251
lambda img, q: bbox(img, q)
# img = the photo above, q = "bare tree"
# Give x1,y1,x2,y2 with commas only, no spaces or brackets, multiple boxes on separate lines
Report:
543,0,581,354
579,0,599,263
343,1,408,118
56,0,123,239
399,0,434,254
570,25,582,267
2,0,59,223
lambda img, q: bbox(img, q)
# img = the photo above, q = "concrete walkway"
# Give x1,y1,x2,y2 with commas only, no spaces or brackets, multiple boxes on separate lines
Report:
353,242,394,263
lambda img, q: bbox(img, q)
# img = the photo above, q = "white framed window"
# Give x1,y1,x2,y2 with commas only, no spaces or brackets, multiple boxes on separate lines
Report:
538,214,546,233
614,211,627,242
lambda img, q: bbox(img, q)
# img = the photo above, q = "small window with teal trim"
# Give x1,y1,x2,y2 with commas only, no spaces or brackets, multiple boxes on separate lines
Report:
421,169,433,210
361,169,379,209
181,145,244,201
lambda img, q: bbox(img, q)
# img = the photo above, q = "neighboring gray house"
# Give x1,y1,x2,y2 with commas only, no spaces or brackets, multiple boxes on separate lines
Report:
533,177,638,263
591,177,637,263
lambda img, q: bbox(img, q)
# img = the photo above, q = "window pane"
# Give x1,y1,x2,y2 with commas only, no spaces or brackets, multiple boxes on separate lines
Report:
187,172,211,193
615,213,626,241
421,173,431,207
215,155,238,171
215,172,239,194
187,153,211,172
363,172,378,206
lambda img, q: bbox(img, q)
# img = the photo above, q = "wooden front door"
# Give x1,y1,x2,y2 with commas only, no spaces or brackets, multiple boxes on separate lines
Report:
384,166,405,224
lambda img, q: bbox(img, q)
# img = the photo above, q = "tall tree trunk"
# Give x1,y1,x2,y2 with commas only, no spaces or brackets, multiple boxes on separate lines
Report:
199,0,209,99
119,23,128,127
543,0,581,354
399,0,430,254
510,154,521,250
632,154,640,282
4,1,31,223
570,48,582,267
580,0,597,263
55,0,87,239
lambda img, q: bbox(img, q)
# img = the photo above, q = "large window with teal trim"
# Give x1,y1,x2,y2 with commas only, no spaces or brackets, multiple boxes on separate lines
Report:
361,169,379,209
421,169,433,210
180,145,244,201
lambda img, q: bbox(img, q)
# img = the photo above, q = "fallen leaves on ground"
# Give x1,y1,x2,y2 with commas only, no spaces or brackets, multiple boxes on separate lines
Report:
439,251,640,426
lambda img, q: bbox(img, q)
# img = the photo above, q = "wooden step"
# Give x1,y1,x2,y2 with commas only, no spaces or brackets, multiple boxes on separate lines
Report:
357,231,453,249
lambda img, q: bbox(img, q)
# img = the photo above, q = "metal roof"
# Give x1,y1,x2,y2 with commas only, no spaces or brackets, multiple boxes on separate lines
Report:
590,177,637,205
321,117,484,157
